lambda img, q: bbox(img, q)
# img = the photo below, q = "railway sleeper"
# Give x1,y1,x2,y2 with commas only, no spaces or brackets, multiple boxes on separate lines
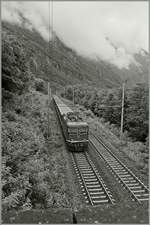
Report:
85,182,99,185
110,168,123,171
79,167,91,169
129,186,143,190
127,183,141,187
82,172,95,174
103,158,113,162
76,158,87,160
121,177,135,181
77,158,88,160
135,193,149,197
113,169,126,172
78,162,89,165
91,193,106,197
83,175,96,178
93,199,109,204
137,194,149,198
138,198,149,201
124,180,137,183
117,171,129,175
84,178,98,182
107,162,120,165
82,191,104,196
87,185,101,188
119,174,132,178
112,166,123,169
89,192,105,195
91,196,107,199
132,189,145,193
88,189,104,193
85,195,106,200
80,169,93,171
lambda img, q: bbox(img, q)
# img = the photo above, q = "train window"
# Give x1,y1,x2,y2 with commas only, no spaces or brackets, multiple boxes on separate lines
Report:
79,128,88,132
80,131,87,134
68,128,77,133
80,128,87,131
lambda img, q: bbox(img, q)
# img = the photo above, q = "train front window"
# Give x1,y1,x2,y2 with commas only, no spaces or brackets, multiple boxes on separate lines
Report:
79,127,88,133
68,126,88,140
68,128,78,133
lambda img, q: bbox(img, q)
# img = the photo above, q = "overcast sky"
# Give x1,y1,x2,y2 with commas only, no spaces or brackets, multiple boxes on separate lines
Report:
2,1,148,69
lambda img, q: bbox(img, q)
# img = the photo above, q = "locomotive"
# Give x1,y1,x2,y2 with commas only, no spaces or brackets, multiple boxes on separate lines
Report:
53,95,88,151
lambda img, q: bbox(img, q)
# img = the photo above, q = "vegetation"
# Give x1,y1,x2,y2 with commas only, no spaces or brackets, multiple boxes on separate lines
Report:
2,20,149,212
61,83,148,142
2,24,71,211
67,100,148,175
2,21,148,90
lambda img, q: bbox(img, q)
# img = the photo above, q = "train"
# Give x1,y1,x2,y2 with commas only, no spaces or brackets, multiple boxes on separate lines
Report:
53,95,89,151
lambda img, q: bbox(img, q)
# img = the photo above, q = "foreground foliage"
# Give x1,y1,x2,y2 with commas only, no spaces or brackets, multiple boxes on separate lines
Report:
2,91,71,211
2,27,71,211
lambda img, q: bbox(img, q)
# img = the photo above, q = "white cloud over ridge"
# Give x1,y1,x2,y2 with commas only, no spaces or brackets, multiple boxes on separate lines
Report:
2,1,148,69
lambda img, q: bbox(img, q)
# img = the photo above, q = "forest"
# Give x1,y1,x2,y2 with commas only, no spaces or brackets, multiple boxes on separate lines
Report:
61,83,148,143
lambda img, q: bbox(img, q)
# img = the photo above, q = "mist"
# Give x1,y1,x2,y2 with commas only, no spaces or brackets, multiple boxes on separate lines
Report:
2,1,148,69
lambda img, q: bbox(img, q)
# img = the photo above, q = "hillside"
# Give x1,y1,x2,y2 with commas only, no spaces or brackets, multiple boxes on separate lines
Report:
2,20,149,215
2,21,148,90
2,22,80,211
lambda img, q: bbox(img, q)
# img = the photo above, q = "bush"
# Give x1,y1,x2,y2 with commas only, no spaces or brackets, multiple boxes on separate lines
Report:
55,142,63,148
5,111,17,122
2,33,30,95
31,182,49,207
84,109,93,117
2,107,48,209
35,78,47,94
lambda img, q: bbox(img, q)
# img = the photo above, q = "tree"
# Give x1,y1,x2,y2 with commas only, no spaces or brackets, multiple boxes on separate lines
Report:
125,84,148,142
2,32,30,97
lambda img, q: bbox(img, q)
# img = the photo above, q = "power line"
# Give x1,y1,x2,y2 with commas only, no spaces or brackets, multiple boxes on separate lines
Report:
120,82,125,140
47,0,53,138
98,105,121,108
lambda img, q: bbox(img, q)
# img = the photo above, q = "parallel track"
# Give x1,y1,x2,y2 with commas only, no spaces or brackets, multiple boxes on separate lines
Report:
71,151,115,205
90,133,149,203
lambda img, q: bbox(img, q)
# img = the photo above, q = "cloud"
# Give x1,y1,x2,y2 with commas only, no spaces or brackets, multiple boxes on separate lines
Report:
2,1,52,40
2,1,148,69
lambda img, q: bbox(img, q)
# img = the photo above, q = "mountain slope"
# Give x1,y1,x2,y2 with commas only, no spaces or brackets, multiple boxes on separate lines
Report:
2,21,149,90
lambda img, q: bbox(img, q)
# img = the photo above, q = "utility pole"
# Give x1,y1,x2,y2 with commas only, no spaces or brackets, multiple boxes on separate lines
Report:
73,87,75,105
120,82,125,140
47,1,53,139
48,82,51,137
64,87,66,98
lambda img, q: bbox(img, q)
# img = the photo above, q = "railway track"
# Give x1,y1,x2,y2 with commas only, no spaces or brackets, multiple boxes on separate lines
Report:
89,133,149,203
71,151,115,206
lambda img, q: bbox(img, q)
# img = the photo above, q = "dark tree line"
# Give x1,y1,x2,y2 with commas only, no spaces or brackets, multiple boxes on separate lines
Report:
61,83,148,142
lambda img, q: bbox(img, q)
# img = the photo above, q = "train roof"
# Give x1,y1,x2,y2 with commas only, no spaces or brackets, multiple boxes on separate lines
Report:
53,95,87,124
53,95,73,115
67,122,88,127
